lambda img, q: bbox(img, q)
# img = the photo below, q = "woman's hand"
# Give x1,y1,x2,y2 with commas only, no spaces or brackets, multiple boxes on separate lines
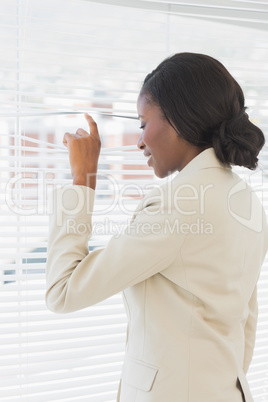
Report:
63,114,101,189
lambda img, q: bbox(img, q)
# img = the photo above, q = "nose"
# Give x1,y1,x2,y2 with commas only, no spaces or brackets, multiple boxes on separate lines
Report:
137,134,145,150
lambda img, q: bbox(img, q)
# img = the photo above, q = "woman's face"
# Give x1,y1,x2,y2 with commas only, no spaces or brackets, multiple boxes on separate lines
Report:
137,94,203,178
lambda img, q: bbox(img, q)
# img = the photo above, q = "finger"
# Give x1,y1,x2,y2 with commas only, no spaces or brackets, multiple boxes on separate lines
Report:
84,113,100,139
63,132,77,147
76,128,89,137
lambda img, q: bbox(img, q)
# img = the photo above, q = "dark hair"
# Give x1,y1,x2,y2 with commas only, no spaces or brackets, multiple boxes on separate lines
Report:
140,52,265,170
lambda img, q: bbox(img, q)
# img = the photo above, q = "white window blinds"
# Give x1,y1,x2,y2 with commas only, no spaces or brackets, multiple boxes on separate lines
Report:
0,0,267,401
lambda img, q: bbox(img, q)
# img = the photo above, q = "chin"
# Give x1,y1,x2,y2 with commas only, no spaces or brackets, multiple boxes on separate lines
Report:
154,169,172,179
153,163,176,179
155,172,166,179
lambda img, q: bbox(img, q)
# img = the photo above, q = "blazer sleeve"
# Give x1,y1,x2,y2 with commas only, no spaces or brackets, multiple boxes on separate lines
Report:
243,285,258,373
46,185,187,313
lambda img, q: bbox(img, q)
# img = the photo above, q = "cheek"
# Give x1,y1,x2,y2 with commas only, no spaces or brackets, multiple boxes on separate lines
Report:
143,128,154,144
144,126,165,150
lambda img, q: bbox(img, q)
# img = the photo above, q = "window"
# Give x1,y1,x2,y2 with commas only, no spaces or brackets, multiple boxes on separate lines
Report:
1,1,267,400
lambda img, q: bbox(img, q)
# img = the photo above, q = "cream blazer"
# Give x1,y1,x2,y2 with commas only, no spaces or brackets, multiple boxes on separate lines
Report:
46,148,268,402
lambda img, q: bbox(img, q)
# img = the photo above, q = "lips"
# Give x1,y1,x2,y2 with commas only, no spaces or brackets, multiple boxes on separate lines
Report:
143,151,152,166
143,151,151,158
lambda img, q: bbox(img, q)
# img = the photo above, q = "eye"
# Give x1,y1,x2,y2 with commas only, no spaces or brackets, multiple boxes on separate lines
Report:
139,124,145,130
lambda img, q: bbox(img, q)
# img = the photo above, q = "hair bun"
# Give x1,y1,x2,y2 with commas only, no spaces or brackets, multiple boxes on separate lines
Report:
212,109,264,170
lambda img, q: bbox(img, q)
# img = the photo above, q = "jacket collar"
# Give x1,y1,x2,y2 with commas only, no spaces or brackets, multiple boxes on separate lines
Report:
173,147,229,180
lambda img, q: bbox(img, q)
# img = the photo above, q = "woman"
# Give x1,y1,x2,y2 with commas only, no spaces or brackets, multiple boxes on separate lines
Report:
46,53,268,402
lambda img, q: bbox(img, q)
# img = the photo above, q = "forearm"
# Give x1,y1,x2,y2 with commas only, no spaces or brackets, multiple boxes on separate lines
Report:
46,185,95,313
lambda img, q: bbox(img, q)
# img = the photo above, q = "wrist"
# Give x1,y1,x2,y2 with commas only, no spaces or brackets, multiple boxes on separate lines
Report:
72,174,97,189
